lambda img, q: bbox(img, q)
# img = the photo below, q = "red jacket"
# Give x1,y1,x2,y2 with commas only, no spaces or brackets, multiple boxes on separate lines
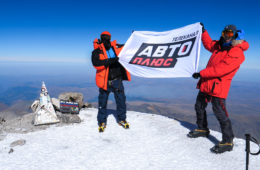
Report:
197,31,249,99
92,39,131,90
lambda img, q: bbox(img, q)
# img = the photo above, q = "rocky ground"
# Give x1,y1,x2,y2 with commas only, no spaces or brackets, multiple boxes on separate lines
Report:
0,110,84,142
0,92,92,142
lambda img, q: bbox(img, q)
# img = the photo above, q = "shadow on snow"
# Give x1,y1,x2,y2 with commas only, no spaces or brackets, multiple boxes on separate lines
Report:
104,109,220,145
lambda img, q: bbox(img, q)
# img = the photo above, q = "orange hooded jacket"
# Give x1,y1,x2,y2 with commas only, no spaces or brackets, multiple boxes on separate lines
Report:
92,38,131,90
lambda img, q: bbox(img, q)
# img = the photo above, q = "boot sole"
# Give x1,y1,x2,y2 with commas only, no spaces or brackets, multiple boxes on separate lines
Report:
210,145,233,154
187,133,209,138
210,148,233,154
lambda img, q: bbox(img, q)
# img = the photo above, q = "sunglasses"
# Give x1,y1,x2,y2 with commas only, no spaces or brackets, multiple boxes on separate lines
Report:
101,34,111,40
222,30,234,38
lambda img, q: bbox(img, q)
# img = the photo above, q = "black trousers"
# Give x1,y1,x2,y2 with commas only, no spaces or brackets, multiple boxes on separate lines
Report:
97,79,126,125
195,91,234,143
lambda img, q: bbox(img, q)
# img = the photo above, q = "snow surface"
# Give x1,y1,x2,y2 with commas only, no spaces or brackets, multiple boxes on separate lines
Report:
0,108,259,170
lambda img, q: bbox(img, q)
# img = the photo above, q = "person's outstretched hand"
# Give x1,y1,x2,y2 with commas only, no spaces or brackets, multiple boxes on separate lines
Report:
192,73,201,79
200,22,205,32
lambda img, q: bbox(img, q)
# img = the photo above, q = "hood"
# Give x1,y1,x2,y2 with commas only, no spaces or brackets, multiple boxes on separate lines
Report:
232,40,249,51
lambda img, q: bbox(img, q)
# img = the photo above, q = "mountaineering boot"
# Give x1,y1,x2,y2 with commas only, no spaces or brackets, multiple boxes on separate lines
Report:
98,123,106,133
118,120,130,129
210,141,233,154
187,129,210,138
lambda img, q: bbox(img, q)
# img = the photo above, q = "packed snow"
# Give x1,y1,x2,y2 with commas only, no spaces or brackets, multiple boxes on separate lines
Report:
0,108,259,170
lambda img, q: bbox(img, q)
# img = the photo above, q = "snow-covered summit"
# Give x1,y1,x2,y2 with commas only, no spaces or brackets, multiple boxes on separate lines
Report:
0,108,259,170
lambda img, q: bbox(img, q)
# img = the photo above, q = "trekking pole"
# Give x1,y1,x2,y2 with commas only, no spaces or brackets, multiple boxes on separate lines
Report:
245,134,260,170
245,134,250,170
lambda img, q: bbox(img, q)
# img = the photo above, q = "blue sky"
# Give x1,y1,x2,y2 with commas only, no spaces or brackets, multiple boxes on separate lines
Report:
0,0,259,76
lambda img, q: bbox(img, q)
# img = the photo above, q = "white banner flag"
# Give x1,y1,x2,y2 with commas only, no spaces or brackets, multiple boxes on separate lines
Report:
118,22,202,78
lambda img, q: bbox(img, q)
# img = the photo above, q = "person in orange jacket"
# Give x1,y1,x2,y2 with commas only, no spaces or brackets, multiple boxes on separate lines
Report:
91,31,131,132
188,23,249,153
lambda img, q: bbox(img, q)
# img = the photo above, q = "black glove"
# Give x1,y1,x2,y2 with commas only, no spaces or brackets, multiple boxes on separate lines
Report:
192,73,201,79
200,22,205,33
117,44,124,48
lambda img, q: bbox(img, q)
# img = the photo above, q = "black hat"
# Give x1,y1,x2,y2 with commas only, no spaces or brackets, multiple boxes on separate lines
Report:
224,25,237,33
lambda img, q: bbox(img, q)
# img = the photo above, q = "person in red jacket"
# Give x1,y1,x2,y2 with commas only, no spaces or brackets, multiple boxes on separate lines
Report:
187,23,249,154
92,31,131,132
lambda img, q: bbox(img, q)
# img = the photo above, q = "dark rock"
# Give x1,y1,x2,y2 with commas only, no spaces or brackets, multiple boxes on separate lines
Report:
8,148,14,154
10,139,26,147
2,113,49,134
0,116,6,124
59,92,84,109
82,102,92,108
56,112,81,124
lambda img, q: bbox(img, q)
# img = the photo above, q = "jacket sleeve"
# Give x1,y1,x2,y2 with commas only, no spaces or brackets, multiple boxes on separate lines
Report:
91,49,118,70
202,31,218,53
200,47,245,78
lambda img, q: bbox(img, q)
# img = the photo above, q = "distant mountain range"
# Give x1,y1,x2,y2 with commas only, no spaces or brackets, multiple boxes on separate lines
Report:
0,100,32,120
0,86,39,105
0,74,260,140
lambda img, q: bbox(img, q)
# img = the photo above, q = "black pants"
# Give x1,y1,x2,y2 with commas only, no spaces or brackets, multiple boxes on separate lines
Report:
195,91,234,143
97,79,126,125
